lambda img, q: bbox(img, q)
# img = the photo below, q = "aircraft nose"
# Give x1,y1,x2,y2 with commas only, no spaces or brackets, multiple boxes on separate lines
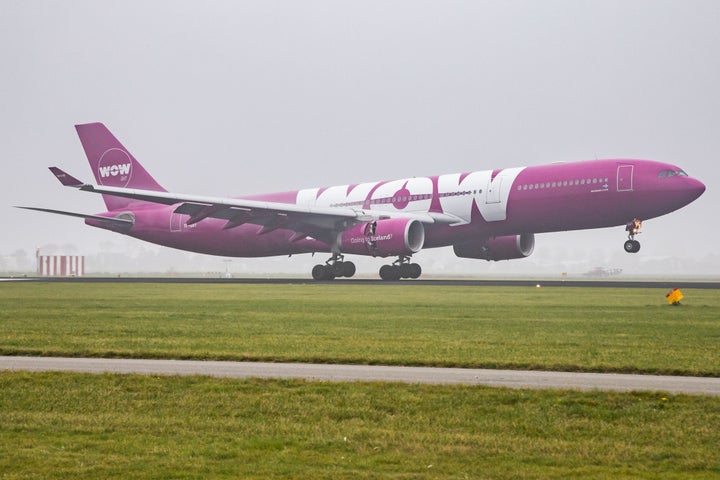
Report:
689,177,706,200
675,176,706,207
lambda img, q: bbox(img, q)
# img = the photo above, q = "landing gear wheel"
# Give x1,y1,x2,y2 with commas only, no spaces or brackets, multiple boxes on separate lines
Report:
624,218,642,254
408,263,422,279
396,263,421,279
330,260,356,278
380,256,422,281
332,262,346,277
312,264,325,280
312,264,335,280
623,240,641,253
341,261,356,278
312,254,355,280
379,265,401,281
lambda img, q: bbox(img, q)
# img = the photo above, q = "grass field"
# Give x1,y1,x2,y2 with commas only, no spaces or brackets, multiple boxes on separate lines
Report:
2,372,720,479
1,282,719,375
2,282,720,478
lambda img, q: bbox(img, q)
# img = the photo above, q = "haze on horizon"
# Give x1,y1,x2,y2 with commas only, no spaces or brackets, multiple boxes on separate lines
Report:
1,1,717,277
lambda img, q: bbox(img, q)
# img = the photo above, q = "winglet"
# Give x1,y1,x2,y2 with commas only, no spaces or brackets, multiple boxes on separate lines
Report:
49,167,84,187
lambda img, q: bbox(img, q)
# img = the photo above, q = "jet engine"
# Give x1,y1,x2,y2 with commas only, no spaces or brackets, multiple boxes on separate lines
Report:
453,233,535,261
339,218,425,257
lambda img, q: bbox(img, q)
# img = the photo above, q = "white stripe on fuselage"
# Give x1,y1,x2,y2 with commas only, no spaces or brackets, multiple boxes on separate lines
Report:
296,167,526,224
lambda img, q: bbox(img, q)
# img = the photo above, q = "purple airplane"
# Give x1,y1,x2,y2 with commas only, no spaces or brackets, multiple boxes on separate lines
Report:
19,123,705,280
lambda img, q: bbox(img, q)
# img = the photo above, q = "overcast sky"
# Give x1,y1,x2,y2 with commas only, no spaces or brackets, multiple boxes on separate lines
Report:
1,0,717,276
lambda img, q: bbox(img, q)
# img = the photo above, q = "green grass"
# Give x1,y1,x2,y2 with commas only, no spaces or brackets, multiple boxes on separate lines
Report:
1,371,719,479
1,283,719,375
2,283,720,478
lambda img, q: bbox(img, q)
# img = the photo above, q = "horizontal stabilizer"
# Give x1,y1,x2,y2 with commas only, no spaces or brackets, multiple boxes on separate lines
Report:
49,167,84,187
14,206,134,226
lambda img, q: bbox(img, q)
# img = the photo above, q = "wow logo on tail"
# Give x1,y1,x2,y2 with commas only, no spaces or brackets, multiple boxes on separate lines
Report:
97,148,133,187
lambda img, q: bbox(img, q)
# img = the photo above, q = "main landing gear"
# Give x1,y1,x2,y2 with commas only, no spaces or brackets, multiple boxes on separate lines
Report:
312,254,356,280
311,254,423,281
379,256,422,281
623,218,642,253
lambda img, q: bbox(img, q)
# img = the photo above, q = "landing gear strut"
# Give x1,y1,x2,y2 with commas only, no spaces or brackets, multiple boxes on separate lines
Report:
312,254,356,280
379,255,422,281
623,218,642,253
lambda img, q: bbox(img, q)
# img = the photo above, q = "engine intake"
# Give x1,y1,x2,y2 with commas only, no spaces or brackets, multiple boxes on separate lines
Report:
339,218,425,257
453,233,535,261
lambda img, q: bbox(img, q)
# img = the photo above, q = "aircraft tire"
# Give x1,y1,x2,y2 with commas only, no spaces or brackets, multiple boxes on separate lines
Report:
312,265,336,280
409,263,422,279
333,262,346,277
623,240,641,254
342,261,356,278
379,265,401,281
312,264,327,280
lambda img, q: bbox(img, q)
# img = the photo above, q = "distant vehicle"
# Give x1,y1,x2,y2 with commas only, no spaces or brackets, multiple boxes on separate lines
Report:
583,267,623,277
18,123,705,280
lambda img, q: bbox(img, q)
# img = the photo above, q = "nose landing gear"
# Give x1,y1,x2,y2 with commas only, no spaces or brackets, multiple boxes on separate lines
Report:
379,255,422,281
624,218,642,253
312,254,356,280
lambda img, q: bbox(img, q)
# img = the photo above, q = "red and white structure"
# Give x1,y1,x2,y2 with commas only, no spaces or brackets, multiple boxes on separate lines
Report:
36,254,85,277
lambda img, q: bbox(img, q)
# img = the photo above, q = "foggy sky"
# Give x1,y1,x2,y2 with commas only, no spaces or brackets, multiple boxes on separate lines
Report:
1,0,717,276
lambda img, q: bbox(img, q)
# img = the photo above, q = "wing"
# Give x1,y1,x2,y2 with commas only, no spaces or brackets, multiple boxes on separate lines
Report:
14,206,134,227
48,167,458,243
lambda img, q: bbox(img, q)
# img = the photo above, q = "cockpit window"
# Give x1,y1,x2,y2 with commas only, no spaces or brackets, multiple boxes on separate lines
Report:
658,169,688,178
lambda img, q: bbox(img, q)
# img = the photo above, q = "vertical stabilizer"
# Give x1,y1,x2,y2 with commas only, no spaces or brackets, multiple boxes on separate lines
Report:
75,123,166,210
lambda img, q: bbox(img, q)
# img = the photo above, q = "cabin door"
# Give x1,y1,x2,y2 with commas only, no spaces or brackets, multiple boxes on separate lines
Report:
617,164,634,192
485,176,503,204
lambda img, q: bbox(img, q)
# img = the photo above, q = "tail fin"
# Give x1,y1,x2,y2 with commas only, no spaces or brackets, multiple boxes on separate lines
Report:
75,123,166,211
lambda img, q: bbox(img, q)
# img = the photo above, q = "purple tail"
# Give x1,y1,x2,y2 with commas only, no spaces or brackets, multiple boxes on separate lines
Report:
75,123,166,211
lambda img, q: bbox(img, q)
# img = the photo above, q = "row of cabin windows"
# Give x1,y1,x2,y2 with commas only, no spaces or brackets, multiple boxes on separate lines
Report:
516,177,610,191
329,190,477,208
329,175,619,207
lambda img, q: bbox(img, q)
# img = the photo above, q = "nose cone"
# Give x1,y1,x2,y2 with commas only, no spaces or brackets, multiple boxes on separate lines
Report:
691,177,706,199
674,177,706,210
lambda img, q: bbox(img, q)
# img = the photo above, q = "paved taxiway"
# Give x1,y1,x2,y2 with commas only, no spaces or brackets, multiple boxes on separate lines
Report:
3,356,719,396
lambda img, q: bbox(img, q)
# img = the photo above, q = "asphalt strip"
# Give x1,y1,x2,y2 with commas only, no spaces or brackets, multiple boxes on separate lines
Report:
2,356,719,396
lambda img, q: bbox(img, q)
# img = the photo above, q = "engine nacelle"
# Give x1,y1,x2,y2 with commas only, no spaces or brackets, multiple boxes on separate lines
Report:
453,233,535,261
339,218,425,257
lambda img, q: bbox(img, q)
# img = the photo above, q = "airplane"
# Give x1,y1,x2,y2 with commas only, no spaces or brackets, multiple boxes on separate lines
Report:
17,123,705,280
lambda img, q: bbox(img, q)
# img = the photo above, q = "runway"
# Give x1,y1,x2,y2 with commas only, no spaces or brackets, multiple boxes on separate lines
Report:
2,276,720,289
2,356,719,396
